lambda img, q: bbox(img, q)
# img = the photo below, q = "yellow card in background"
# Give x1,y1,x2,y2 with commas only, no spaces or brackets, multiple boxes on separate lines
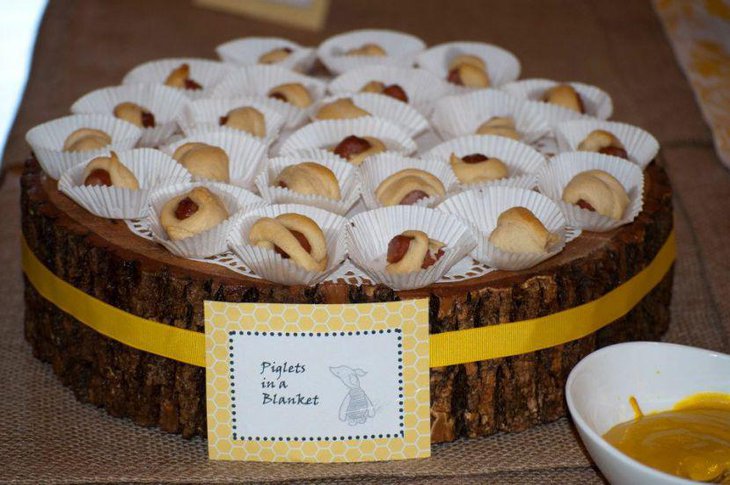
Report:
195,0,330,31
204,299,431,462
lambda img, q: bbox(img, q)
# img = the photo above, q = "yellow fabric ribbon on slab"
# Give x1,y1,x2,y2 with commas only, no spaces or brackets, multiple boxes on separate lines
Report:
21,231,676,368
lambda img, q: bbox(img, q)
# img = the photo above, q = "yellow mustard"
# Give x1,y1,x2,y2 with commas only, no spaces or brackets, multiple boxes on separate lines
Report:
603,393,730,483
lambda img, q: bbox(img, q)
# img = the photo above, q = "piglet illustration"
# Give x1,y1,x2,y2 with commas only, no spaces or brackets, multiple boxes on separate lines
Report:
330,365,375,425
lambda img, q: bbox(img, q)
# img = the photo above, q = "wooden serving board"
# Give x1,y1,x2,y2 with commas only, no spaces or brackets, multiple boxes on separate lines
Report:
21,158,673,442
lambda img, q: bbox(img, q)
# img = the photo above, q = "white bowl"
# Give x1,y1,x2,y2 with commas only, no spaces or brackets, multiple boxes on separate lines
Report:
566,342,730,485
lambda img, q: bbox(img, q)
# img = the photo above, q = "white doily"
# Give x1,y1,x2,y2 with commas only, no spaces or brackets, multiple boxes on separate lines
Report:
123,219,554,285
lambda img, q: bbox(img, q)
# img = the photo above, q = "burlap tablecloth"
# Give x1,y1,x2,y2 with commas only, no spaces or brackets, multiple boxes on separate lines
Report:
1,1,728,483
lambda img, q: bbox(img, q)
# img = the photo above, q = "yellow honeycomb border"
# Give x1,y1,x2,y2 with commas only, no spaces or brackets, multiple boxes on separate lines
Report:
204,299,431,462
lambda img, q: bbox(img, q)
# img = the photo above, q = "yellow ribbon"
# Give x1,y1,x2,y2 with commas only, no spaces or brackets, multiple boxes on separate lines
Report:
21,230,675,368
431,230,676,367
21,238,206,366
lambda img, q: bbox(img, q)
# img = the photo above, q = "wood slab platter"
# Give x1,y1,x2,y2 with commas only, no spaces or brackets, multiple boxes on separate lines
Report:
21,157,673,442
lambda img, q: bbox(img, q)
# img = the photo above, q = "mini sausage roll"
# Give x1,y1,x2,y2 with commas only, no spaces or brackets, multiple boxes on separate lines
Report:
248,213,328,272
160,187,229,241
562,169,630,220
386,230,445,274
375,168,446,206
489,207,558,254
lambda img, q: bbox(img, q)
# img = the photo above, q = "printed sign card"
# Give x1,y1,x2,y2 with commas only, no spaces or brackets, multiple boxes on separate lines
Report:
204,299,430,462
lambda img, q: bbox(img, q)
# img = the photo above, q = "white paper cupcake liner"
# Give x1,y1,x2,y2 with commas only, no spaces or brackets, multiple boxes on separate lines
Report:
122,58,234,100
310,92,429,138
175,96,286,143
520,98,593,128
147,182,262,258
359,152,459,210
256,150,361,215
413,130,444,155
228,203,348,285
455,173,538,192
423,134,547,190
162,129,268,191
57,148,191,219
277,117,417,158
25,114,143,179
554,119,660,169
70,84,188,148
537,152,645,232
124,199,496,286
207,182,267,211
430,89,551,144
346,205,476,290
322,254,495,286
209,65,327,128
437,187,569,271
532,135,561,158
345,197,369,219
501,78,613,120
415,41,521,90
327,65,452,116
317,29,426,75
216,37,316,72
